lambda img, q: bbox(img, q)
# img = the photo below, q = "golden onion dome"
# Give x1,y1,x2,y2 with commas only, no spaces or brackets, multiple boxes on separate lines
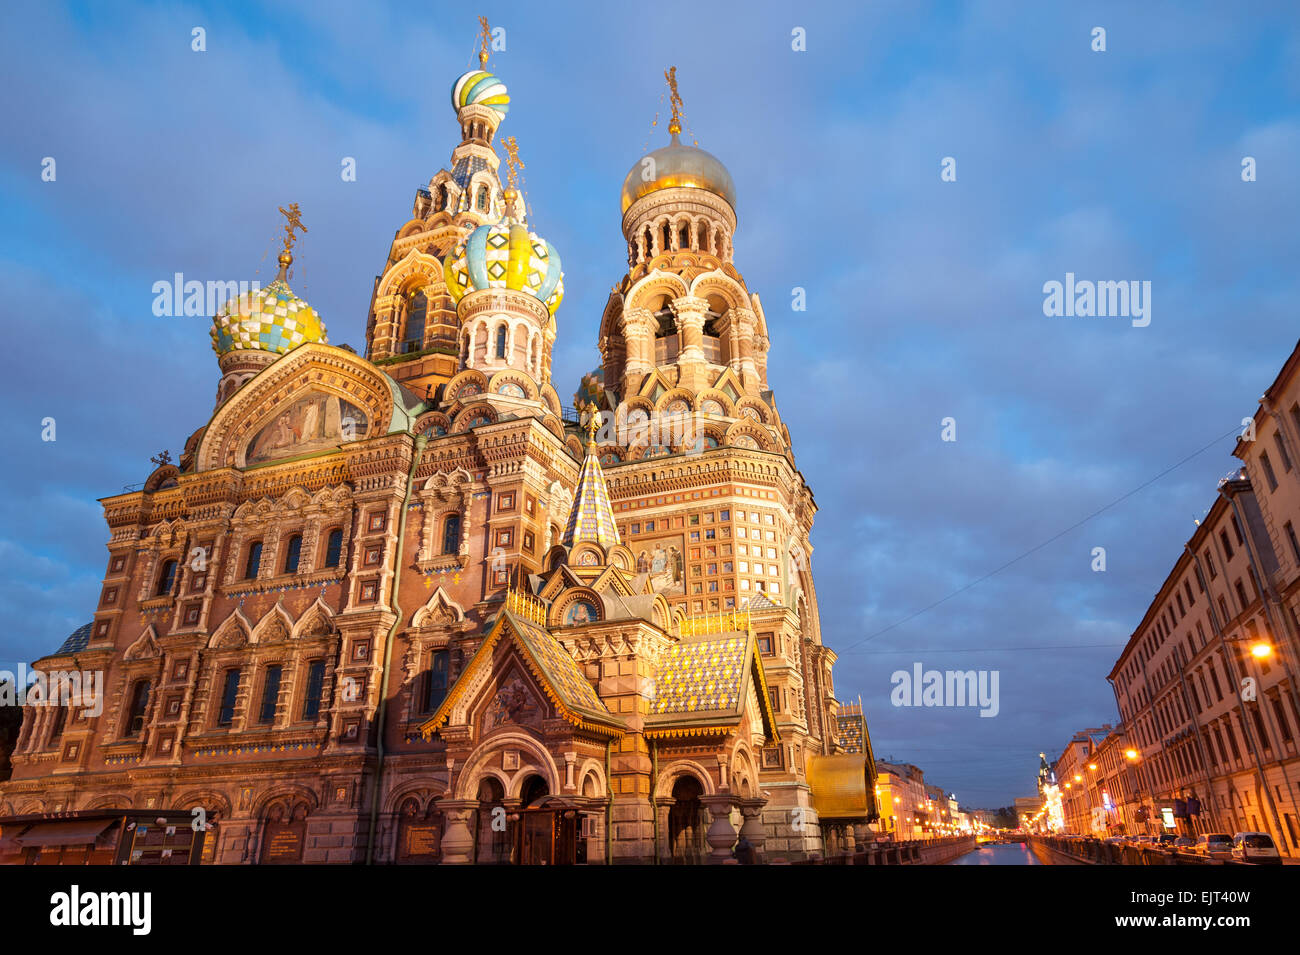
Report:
621,132,736,214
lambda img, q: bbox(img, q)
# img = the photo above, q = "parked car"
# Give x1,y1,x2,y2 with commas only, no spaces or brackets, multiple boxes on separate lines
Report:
1231,832,1281,865
1172,836,1196,849
1155,833,1178,847
1193,833,1233,860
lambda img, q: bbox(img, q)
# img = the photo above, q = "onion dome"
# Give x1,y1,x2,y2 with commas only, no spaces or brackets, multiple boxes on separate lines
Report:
620,131,736,214
211,250,327,357
443,191,563,313
451,69,509,119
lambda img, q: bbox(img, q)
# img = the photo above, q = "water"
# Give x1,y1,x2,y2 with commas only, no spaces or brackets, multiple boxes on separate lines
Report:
949,842,1041,865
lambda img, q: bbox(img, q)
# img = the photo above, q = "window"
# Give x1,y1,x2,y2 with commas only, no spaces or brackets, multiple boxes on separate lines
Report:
217,670,240,727
1231,515,1245,548
1274,433,1294,473
476,185,489,211
495,325,507,359
302,661,326,720
156,559,178,597
324,529,344,568
1260,452,1279,491
403,290,426,351
1287,522,1300,563
49,704,67,744
123,679,151,737
283,535,302,574
244,541,263,579
1204,550,1217,580
426,651,450,712
1235,579,1250,612
259,665,282,724
442,514,461,555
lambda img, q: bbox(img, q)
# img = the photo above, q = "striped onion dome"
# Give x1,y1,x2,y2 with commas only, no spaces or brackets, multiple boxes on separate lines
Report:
451,69,509,118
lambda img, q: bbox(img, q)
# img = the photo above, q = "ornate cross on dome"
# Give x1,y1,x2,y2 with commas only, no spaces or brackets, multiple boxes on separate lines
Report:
278,203,307,254
665,65,683,135
503,136,524,190
477,16,491,68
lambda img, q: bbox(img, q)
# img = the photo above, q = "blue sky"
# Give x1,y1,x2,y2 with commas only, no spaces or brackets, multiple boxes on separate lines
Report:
2,1,1298,805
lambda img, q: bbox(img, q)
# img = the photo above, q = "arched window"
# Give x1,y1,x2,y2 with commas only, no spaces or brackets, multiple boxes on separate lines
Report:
324,529,343,568
258,665,282,724
442,515,461,556
644,225,654,257
403,290,426,352
124,679,152,737
679,223,690,249
661,221,671,252
302,660,326,720
426,650,450,712
216,669,240,727
495,325,507,359
156,558,178,596
434,185,447,210
244,542,263,579
283,535,302,574
476,185,489,211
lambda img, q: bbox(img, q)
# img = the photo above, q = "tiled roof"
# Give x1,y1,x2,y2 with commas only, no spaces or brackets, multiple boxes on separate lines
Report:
507,612,608,717
652,635,748,715
562,447,621,548
56,623,93,654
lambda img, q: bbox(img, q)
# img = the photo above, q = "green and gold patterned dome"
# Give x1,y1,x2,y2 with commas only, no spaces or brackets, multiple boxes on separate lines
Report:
210,272,327,357
443,191,564,314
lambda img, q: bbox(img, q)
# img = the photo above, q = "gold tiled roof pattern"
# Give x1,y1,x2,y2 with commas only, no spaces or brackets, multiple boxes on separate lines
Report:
510,613,607,715
652,636,748,715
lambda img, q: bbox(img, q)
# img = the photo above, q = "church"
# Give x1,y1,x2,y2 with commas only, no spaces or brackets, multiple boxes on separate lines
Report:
0,25,876,865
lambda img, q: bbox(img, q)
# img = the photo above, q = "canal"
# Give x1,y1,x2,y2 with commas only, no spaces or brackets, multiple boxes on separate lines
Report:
949,842,1042,865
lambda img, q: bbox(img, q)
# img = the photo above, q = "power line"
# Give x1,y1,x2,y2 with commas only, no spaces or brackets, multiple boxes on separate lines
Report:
838,424,1241,655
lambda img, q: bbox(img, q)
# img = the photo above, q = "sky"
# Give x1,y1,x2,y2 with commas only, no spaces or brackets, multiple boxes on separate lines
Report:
1,0,1298,806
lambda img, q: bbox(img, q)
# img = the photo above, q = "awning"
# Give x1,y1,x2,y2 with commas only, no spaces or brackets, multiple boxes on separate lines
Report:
808,754,875,820
15,819,116,847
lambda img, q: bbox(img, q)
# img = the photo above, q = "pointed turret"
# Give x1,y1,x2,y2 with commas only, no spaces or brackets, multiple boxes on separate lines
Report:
562,406,622,549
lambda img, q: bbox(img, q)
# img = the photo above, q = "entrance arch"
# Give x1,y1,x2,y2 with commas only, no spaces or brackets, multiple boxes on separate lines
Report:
668,775,707,864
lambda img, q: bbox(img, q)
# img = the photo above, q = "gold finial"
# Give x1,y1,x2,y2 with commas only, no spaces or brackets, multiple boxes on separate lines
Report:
503,135,524,190
581,402,601,449
478,16,491,68
665,66,683,137
275,203,307,279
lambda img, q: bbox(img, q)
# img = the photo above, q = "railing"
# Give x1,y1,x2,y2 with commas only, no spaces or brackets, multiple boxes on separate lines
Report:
1029,834,1236,865
504,588,547,626
679,608,751,638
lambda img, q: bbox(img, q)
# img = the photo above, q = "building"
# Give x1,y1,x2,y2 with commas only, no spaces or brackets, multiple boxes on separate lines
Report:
1052,726,1112,836
0,36,874,865
1095,337,1300,857
874,761,929,841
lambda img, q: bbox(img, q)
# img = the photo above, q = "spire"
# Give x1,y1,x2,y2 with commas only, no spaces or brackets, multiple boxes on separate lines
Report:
665,66,683,139
274,202,307,281
562,405,621,548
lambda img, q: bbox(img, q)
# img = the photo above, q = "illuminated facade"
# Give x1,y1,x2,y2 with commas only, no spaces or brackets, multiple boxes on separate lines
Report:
0,32,873,865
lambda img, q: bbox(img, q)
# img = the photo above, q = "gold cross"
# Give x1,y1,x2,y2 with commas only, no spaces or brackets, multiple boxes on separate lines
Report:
478,16,491,68
503,136,525,191
665,66,683,135
278,203,307,254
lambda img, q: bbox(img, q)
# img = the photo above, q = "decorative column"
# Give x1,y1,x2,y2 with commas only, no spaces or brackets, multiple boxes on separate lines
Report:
700,793,740,865
437,798,479,865
622,307,656,394
671,296,709,391
739,798,767,863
